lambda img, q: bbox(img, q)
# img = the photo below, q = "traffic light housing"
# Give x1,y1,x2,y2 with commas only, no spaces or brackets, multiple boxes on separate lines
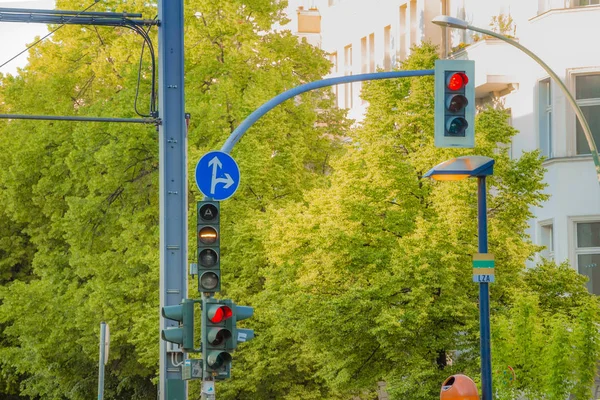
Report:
161,299,195,351
202,297,234,379
201,297,255,380
434,59,475,148
197,201,220,293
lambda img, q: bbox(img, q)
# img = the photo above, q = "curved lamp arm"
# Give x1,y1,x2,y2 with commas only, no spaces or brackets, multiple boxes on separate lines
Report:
433,16,600,183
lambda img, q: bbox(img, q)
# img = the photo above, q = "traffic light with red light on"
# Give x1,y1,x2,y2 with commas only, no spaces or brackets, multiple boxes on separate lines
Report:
202,298,234,379
201,297,255,380
197,201,221,293
434,59,475,148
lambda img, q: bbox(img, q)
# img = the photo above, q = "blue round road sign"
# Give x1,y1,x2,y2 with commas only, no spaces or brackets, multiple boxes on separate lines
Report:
195,151,240,201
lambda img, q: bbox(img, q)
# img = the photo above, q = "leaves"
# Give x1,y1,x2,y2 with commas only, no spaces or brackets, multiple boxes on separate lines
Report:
0,2,596,399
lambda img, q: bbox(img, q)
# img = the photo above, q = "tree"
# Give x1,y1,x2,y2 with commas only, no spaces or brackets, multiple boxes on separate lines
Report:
0,0,348,398
257,42,550,399
492,261,600,399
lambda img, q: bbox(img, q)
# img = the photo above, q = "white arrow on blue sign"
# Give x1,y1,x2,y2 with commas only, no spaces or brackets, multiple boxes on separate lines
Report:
195,151,240,201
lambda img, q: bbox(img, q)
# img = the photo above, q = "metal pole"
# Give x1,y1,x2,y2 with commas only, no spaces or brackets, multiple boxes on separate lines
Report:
220,70,435,154
98,322,106,400
477,176,492,399
158,0,187,399
201,376,216,400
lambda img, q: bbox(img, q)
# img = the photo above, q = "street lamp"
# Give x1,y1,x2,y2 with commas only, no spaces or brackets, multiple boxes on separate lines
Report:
424,155,495,400
432,15,600,184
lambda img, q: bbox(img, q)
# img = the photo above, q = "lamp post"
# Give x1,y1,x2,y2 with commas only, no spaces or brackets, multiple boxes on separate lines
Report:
424,155,495,400
432,15,600,184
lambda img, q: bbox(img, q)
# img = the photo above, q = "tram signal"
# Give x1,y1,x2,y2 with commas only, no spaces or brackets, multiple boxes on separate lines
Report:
197,201,221,293
434,59,475,148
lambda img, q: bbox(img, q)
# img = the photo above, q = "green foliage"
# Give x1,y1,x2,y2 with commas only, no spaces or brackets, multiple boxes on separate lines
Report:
0,0,346,399
255,42,550,399
0,1,596,398
491,261,600,399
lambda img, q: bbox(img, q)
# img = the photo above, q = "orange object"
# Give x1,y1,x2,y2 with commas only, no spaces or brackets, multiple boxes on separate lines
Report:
440,374,479,400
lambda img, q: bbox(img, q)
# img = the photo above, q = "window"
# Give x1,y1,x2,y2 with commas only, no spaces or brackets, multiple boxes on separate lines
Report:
539,78,553,158
369,33,375,73
360,34,375,74
399,5,407,61
575,74,600,155
329,52,339,107
575,221,600,295
576,0,600,6
384,25,392,71
361,36,368,74
540,222,554,260
344,44,353,109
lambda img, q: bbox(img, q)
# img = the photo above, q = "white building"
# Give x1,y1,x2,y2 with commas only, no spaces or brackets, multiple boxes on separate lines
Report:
286,0,600,294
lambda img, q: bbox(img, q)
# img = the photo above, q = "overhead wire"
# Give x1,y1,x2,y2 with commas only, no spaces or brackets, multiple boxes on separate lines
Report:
130,17,158,118
0,2,158,119
0,0,100,71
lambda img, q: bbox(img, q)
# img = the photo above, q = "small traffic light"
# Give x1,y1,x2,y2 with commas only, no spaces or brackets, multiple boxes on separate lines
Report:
434,59,475,148
161,299,195,351
197,201,220,293
202,297,234,379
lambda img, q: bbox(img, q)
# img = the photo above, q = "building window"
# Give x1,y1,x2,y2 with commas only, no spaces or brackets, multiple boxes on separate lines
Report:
575,73,600,155
344,44,353,109
384,25,392,71
361,36,368,74
368,33,375,73
575,221,600,295
539,78,553,158
540,222,554,260
399,5,407,61
329,52,339,107
576,0,600,6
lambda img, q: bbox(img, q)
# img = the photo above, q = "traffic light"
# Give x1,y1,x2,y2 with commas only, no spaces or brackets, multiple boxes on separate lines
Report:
197,201,220,293
202,297,234,379
201,298,255,380
434,59,475,148
161,299,195,351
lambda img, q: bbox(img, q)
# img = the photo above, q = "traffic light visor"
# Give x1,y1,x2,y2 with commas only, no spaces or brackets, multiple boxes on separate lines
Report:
208,328,232,345
199,249,218,267
199,203,219,221
447,95,468,112
447,117,469,136
199,227,218,244
210,306,233,323
200,271,219,290
447,72,468,91
207,351,232,369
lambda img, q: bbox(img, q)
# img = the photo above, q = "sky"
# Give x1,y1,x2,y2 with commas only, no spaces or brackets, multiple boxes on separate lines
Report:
0,0,55,75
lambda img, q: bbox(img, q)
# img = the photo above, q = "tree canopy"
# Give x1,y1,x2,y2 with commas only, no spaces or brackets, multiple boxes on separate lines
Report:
0,1,598,399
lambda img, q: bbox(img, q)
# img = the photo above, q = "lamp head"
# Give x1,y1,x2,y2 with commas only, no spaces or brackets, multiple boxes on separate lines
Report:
432,15,469,30
423,156,494,181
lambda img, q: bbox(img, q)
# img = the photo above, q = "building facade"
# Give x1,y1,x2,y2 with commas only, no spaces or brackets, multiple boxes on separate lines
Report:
286,0,600,294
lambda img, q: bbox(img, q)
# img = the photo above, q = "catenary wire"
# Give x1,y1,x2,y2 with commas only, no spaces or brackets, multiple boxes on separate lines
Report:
0,0,100,71
132,17,157,117
0,4,158,118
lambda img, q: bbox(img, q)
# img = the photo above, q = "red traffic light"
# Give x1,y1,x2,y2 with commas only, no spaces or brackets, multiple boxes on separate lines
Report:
210,305,233,323
447,72,468,91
